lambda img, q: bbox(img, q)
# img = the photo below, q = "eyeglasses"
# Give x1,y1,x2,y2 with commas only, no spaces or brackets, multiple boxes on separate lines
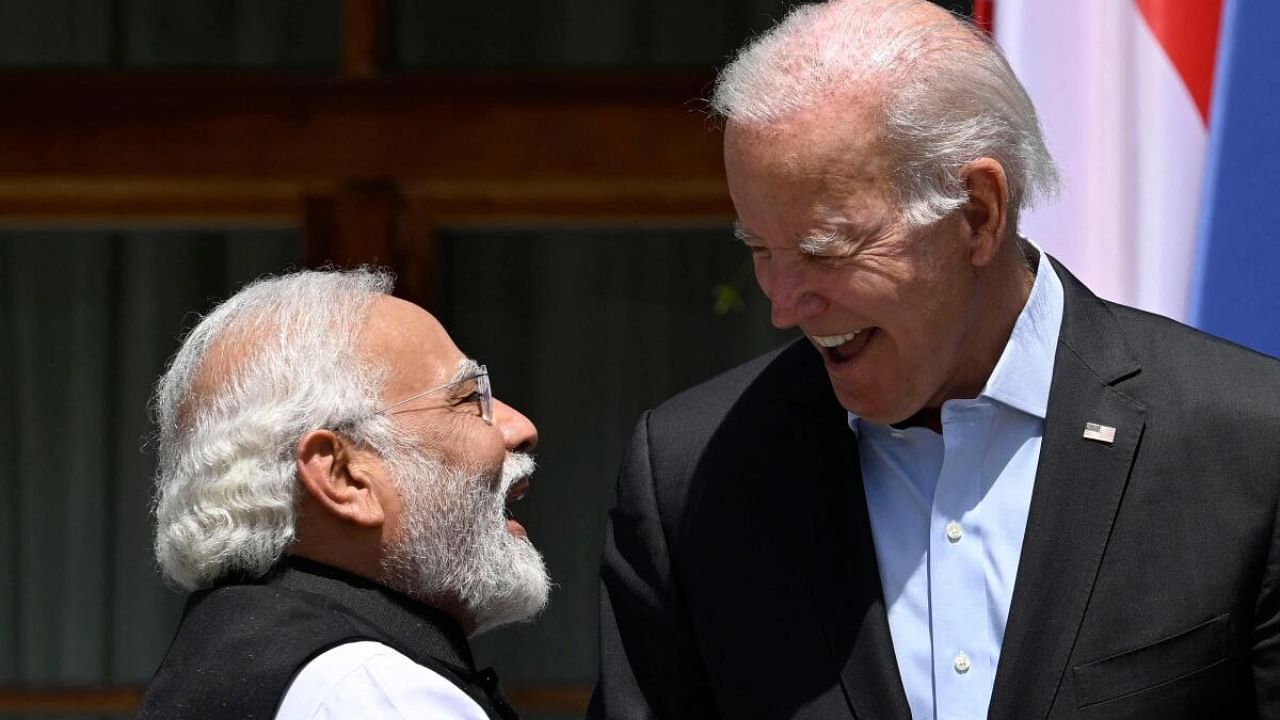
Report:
375,365,492,425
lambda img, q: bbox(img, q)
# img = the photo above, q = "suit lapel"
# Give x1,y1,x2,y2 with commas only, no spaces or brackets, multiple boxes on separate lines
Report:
989,261,1147,720
791,349,913,720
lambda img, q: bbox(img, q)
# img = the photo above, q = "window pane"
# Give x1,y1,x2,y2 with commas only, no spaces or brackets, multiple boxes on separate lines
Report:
0,0,340,69
392,0,795,69
0,228,300,690
120,0,340,69
392,0,972,69
0,1,111,67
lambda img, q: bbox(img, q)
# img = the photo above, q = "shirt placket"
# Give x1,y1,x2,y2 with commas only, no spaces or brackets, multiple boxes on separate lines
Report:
930,401,995,720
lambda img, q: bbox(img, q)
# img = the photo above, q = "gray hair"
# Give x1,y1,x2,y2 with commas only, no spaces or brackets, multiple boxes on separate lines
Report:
711,0,1058,227
151,268,396,591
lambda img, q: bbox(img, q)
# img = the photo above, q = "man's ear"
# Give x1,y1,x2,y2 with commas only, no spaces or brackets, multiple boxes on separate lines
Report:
295,429,385,528
960,157,1009,267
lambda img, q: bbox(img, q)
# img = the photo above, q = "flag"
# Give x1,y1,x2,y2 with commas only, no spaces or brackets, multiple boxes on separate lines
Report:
994,0,1222,323
1189,0,1280,358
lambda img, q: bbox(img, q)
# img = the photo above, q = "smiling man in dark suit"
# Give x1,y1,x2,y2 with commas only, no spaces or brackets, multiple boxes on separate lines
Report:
587,1,1280,718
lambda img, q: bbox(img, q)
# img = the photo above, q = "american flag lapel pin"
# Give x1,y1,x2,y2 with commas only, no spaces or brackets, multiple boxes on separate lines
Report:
1082,422,1117,445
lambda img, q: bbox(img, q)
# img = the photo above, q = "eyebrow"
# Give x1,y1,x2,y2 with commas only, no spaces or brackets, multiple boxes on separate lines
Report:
735,220,880,256
442,359,483,399
800,217,888,256
797,229,849,255
452,358,482,382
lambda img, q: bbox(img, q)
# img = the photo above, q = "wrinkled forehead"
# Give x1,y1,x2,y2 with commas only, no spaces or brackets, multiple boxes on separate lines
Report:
724,101,901,240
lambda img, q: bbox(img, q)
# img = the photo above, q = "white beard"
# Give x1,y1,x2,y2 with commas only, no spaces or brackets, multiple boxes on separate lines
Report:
382,449,550,635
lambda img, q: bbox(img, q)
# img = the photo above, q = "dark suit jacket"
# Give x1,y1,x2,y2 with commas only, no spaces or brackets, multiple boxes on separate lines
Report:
588,262,1280,719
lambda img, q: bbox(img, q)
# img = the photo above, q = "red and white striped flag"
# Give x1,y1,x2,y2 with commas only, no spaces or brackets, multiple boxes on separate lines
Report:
992,0,1222,322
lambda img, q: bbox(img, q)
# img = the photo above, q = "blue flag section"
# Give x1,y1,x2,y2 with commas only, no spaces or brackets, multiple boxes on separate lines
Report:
1190,0,1280,358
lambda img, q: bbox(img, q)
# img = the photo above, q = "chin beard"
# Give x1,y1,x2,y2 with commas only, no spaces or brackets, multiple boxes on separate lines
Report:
381,449,550,635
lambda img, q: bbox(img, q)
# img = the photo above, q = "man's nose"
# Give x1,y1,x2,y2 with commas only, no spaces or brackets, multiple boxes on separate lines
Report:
493,399,538,453
758,264,827,328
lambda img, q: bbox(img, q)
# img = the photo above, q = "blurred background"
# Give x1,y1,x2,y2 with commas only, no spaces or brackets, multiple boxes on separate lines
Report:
1,0,1275,718
0,1,967,718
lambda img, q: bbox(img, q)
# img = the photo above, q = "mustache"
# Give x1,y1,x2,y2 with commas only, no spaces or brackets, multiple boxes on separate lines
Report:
497,452,537,496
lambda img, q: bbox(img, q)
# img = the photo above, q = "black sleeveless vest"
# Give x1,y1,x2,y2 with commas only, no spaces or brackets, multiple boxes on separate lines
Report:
137,557,519,719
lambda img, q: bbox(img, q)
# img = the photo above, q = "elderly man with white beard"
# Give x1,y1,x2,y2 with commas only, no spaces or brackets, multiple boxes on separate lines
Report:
137,269,547,720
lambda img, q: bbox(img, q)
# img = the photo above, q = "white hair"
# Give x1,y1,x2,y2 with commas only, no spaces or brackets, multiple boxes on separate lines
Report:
151,268,395,591
712,0,1058,227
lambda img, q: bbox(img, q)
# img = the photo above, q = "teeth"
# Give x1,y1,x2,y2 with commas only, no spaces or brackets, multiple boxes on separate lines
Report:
812,330,862,348
506,478,530,503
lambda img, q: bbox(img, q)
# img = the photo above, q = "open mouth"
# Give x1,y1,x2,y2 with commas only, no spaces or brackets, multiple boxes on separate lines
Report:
506,477,529,503
504,477,531,538
811,328,877,364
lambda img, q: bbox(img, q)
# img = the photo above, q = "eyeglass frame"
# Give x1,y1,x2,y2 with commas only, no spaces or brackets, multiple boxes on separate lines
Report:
344,365,493,430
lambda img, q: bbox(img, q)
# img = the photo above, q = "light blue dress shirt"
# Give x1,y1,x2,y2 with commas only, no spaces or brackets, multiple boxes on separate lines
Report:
853,253,1064,720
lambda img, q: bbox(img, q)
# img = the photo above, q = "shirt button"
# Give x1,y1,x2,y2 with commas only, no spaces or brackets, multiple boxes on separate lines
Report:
945,521,963,543
954,653,971,674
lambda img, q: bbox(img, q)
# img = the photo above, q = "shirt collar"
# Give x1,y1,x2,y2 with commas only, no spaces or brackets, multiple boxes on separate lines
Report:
846,242,1064,432
980,244,1063,419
